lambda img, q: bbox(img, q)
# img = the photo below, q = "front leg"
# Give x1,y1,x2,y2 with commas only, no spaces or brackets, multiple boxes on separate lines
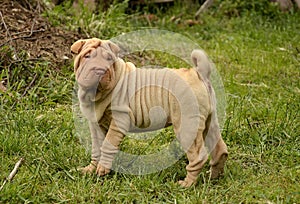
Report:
79,121,106,174
97,119,126,176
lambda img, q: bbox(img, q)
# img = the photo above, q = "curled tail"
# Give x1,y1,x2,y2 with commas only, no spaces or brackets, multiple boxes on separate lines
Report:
191,49,211,80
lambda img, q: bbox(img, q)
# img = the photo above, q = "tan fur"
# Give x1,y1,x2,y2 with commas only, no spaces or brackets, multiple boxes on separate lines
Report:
71,38,228,187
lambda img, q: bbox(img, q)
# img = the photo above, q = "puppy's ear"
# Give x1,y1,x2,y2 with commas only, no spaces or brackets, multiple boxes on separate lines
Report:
102,40,120,56
71,40,86,54
108,41,120,55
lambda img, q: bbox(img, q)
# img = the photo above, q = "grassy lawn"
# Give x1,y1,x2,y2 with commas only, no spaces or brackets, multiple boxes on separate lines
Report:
1,1,299,203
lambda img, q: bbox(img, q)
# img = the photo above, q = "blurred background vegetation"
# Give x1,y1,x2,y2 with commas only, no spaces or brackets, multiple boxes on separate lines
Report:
0,0,299,203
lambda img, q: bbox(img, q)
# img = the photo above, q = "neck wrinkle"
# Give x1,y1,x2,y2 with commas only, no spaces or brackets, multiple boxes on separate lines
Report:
94,58,126,102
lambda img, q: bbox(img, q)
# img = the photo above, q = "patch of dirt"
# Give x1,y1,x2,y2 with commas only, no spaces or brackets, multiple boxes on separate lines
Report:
0,0,86,69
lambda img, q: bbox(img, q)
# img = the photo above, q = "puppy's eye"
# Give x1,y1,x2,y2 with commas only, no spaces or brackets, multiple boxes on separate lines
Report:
103,51,113,61
106,54,112,61
84,55,91,59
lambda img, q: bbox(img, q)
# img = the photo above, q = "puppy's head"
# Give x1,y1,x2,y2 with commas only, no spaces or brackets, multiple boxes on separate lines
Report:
71,38,120,91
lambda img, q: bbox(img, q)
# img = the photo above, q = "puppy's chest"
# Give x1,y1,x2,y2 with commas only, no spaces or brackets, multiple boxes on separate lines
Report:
98,110,112,130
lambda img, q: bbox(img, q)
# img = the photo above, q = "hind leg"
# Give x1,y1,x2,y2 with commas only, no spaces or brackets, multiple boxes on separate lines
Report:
205,114,228,179
177,123,208,187
209,138,228,179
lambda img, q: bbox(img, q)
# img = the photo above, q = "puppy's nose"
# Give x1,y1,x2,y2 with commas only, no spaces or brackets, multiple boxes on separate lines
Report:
93,67,106,76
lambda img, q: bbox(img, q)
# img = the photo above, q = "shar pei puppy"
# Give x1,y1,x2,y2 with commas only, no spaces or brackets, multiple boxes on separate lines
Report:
71,38,228,187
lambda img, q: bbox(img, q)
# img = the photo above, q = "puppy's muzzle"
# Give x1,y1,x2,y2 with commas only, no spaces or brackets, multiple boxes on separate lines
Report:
77,66,107,90
93,67,107,76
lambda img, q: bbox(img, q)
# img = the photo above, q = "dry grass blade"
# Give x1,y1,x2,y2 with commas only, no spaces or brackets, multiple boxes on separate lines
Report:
0,81,7,92
0,158,24,192
195,0,214,19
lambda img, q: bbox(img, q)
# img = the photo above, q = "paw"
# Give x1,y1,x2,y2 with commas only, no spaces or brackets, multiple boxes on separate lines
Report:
78,160,98,174
178,177,196,187
96,163,111,176
210,153,228,179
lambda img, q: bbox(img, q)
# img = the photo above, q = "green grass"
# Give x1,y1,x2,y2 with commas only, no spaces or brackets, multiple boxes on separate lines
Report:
1,1,300,203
